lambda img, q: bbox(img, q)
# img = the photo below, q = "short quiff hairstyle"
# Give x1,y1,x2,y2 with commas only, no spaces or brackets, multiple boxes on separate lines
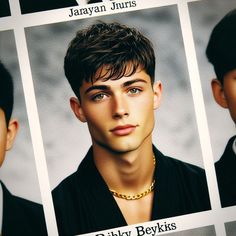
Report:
206,9,236,83
64,22,156,98
0,61,14,125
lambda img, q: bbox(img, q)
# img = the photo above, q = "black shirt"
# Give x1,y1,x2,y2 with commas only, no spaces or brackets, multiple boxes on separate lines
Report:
52,146,211,235
1,181,47,236
215,136,236,207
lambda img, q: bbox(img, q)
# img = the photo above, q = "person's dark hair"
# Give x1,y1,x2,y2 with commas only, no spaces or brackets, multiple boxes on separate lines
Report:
206,9,236,83
64,22,156,98
0,61,14,125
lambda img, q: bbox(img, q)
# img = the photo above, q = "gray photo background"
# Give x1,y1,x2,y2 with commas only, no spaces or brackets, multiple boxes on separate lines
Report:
225,221,236,236
0,30,42,202
26,5,202,189
164,225,216,236
189,0,236,161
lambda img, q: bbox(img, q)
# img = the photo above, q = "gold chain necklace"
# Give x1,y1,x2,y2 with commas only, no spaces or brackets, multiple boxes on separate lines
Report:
109,155,156,200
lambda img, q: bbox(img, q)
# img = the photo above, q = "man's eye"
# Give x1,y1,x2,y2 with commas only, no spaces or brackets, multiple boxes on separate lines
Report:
128,88,142,94
92,93,107,101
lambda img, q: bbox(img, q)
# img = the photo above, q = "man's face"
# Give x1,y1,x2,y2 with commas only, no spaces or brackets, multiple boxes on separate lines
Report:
223,69,236,124
212,69,236,125
0,109,8,166
71,68,162,153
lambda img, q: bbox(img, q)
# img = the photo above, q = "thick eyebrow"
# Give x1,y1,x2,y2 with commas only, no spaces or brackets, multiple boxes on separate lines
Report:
122,79,147,87
85,79,147,94
85,85,110,94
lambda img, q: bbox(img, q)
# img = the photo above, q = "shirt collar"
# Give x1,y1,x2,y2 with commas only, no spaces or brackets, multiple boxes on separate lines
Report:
233,137,236,155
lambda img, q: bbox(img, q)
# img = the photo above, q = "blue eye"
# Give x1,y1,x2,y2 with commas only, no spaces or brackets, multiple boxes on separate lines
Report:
128,88,142,94
92,93,107,101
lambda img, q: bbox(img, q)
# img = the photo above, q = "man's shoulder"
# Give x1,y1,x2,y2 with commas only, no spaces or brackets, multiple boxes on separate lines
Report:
154,146,210,203
154,147,205,178
215,135,236,169
2,182,42,212
52,170,79,197
214,136,236,207
52,148,95,197
165,155,204,174
1,182,47,236
154,147,211,212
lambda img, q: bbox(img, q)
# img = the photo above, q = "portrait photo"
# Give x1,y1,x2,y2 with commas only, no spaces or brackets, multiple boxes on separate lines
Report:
25,4,211,235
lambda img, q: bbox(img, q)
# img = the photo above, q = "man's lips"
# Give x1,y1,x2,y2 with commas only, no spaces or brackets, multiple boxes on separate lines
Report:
110,125,137,136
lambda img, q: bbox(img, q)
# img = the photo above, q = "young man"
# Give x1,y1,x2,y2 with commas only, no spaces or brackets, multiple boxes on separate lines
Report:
206,9,236,208
0,61,47,235
52,22,211,235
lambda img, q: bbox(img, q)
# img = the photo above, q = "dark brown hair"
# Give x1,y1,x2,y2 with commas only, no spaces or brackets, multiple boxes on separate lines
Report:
206,9,236,83
64,22,156,98
0,61,14,125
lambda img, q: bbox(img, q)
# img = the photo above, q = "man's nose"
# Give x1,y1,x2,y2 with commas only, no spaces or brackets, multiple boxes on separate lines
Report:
112,94,129,119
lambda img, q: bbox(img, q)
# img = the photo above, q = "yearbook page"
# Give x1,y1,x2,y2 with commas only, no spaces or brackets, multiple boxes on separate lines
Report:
0,0,235,235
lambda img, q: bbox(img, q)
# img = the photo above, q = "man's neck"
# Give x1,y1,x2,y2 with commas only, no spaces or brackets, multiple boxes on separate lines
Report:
92,138,155,195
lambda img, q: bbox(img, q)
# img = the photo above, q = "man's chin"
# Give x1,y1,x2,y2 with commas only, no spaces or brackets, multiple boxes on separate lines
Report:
105,142,141,154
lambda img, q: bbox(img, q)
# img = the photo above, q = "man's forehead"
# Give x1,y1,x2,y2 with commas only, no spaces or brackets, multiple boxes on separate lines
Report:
225,68,236,77
82,69,150,88
92,63,144,82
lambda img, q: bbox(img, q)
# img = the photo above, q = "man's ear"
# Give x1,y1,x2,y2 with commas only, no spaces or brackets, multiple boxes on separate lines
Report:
153,81,162,110
70,97,87,123
211,79,228,108
6,119,19,151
